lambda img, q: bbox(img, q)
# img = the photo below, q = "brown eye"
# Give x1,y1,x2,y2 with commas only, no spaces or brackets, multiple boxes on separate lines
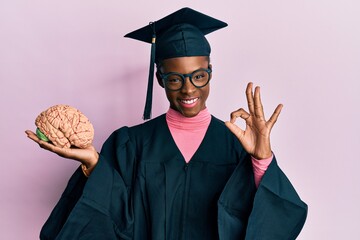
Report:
192,70,208,81
193,73,205,80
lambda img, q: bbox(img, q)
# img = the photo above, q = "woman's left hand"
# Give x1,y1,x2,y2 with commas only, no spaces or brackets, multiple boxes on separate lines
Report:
225,82,283,159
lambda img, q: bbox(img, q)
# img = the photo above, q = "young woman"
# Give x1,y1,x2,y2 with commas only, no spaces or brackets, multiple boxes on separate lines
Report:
26,7,307,240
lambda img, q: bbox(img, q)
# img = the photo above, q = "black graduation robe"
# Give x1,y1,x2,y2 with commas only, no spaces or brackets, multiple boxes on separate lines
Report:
40,114,307,240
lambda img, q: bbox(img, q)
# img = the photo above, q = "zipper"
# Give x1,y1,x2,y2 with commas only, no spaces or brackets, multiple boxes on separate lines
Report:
181,162,191,240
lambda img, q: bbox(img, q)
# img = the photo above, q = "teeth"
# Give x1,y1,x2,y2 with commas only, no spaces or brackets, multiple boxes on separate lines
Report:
181,98,198,104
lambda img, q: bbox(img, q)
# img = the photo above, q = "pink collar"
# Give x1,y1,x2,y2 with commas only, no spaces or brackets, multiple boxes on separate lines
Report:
166,108,211,130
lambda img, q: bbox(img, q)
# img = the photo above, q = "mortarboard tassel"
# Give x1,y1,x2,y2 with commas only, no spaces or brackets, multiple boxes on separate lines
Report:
143,22,156,120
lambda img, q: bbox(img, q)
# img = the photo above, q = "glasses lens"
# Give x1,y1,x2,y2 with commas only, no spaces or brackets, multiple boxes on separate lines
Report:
164,74,183,90
191,69,210,87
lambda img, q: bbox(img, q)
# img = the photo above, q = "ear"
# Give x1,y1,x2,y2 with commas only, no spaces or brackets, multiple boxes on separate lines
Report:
156,71,164,88
208,64,212,79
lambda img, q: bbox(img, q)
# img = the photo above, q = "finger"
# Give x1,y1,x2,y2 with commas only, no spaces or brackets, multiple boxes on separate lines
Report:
37,140,58,151
254,86,265,119
229,108,250,123
225,121,245,139
26,130,59,153
37,140,74,158
25,130,41,143
266,104,283,129
26,131,58,151
26,130,96,163
245,82,255,115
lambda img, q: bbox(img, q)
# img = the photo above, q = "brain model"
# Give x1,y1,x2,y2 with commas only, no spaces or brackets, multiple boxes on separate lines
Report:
35,104,94,148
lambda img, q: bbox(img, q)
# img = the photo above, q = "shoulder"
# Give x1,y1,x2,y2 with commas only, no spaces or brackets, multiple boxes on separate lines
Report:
210,115,225,126
126,114,167,144
108,114,166,137
101,114,166,152
129,114,166,134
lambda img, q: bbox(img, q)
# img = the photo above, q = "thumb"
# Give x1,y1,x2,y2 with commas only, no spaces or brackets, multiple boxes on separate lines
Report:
225,121,244,139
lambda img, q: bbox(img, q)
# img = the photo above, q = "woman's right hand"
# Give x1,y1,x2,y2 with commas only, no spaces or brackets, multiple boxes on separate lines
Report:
25,130,99,169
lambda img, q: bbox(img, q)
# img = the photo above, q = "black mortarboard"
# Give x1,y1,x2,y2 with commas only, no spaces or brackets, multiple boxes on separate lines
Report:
124,7,228,120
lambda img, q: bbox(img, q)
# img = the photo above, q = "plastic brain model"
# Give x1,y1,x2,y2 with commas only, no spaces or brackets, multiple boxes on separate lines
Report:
35,104,94,148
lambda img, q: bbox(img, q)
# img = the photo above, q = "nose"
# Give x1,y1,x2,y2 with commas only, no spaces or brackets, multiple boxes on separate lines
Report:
180,76,196,94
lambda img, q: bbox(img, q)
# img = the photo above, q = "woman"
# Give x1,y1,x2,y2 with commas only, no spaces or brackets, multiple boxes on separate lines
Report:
26,7,307,240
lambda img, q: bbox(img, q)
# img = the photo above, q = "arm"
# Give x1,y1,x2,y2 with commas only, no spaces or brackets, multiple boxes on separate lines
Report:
220,83,307,238
38,127,136,239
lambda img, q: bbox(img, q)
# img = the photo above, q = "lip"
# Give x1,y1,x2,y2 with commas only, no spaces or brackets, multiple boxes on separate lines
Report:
178,97,199,108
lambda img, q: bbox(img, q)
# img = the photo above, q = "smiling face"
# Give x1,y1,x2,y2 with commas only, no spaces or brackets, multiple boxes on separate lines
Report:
156,56,211,118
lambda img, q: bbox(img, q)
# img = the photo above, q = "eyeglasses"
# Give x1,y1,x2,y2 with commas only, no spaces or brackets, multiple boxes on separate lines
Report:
159,68,212,91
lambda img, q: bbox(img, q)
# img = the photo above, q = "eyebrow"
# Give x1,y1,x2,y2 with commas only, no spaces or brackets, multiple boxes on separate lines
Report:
159,65,210,75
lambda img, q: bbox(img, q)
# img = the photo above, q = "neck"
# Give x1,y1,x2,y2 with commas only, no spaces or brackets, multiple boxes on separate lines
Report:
166,108,211,130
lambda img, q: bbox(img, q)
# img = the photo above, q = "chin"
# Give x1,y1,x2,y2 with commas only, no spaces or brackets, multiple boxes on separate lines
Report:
170,103,205,118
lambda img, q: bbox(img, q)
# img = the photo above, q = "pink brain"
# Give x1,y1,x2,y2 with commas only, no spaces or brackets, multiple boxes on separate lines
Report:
35,105,94,148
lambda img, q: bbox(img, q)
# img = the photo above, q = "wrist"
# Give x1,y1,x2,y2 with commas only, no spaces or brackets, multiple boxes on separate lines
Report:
252,151,272,160
84,151,99,168
81,164,95,177
81,152,99,177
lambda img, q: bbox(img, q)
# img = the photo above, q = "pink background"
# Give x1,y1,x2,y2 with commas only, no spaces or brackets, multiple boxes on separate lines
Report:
1,0,359,239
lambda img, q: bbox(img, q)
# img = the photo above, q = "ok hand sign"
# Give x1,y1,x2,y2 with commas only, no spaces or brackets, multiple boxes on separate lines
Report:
225,82,283,160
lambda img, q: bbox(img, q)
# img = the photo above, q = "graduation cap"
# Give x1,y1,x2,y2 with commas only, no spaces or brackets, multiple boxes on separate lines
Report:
124,7,228,120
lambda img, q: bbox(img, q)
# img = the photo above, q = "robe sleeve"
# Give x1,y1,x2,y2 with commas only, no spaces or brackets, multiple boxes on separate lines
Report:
40,167,87,240
217,156,308,240
40,127,136,240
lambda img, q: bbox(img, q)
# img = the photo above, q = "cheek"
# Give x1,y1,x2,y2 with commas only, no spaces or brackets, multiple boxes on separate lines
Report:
202,86,210,102
165,90,177,103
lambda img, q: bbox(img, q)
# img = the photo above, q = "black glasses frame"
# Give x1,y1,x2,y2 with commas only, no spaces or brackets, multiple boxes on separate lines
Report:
159,68,212,91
